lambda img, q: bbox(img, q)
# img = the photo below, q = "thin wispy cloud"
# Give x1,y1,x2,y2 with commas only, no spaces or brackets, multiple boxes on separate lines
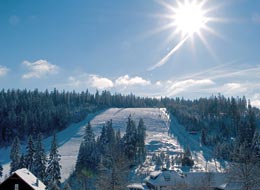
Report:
165,79,214,96
156,63,260,107
0,65,9,77
22,60,59,79
115,75,151,86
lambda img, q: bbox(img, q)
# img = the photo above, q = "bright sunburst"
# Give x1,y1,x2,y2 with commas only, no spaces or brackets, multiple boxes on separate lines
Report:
173,0,207,36
148,0,222,71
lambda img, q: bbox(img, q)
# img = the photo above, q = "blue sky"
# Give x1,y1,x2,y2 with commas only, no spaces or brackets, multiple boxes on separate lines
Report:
1,0,260,106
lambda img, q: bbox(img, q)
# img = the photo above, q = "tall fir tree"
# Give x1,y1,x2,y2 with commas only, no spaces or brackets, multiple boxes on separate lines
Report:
10,136,21,174
0,162,3,178
25,135,36,171
137,118,146,163
123,115,137,161
19,154,26,168
33,133,47,181
76,122,98,172
46,134,62,188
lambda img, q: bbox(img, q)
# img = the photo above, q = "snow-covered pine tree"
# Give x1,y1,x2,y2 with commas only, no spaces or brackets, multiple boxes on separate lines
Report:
76,122,98,172
123,115,137,161
46,133,62,188
0,162,3,178
137,118,146,163
10,136,21,174
19,154,26,168
25,135,36,171
33,133,47,181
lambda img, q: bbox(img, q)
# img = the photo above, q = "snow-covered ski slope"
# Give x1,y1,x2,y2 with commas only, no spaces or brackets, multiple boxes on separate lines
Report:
0,108,222,182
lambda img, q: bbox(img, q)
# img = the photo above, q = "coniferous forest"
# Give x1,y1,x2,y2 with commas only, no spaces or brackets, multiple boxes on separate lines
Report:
0,88,158,146
1,88,260,189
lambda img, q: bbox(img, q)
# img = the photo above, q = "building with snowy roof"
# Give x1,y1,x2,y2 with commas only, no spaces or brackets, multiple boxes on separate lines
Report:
144,169,228,190
0,168,46,190
144,169,186,190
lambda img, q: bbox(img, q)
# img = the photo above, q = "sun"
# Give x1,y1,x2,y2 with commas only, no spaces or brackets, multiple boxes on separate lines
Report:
148,0,223,71
173,0,208,36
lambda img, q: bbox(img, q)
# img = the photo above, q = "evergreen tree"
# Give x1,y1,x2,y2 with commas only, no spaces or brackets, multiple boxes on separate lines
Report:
25,135,35,171
19,154,26,168
46,134,61,188
34,133,47,181
123,115,137,161
201,129,207,145
76,122,98,172
10,136,21,174
137,118,146,163
181,146,194,167
0,162,3,178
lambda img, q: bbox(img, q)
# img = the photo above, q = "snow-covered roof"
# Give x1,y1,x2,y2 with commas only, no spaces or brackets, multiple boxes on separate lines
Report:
149,171,161,179
127,183,144,190
146,170,185,187
14,168,46,190
145,170,228,189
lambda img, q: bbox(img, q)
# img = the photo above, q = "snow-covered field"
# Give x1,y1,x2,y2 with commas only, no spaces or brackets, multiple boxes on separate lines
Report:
0,108,224,183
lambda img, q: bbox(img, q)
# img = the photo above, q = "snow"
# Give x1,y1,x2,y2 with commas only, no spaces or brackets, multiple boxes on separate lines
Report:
126,183,144,189
0,112,98,182
1,107,225,183
14,168,46,190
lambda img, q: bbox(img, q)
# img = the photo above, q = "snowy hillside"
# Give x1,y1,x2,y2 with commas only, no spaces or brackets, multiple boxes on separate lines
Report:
0,108,223,182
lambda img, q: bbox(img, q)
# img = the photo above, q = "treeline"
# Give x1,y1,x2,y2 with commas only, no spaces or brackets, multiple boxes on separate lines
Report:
164,95,260,160
1,88,260,161
68,116,146,190
0,89,159,146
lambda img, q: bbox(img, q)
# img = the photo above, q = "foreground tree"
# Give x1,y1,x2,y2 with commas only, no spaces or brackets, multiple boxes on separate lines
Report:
46,134,61,187
229,142,260,190
25,135,35,171
33,133,47,181
136,118,146,163
10,137,21,174
76,122,97,172
123,115,137,161
0,162,3,178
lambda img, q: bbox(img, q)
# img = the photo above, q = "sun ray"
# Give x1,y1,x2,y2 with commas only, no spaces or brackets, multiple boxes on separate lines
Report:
148,35,189,71
147,0,224,71
197,31,220,63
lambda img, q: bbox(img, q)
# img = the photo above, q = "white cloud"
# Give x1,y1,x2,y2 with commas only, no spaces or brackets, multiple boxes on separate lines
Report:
251,100,260,108
166,79,214,96
60,74,114,90
0,65,9,77
115,75,151,86
22,60,59,79
252,13,260,24
89,75,114,89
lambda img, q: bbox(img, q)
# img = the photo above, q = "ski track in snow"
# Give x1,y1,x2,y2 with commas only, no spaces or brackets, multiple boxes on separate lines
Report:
0,108,221,182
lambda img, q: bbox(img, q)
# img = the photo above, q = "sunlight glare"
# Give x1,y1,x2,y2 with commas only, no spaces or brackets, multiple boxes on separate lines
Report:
174,0,207,36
